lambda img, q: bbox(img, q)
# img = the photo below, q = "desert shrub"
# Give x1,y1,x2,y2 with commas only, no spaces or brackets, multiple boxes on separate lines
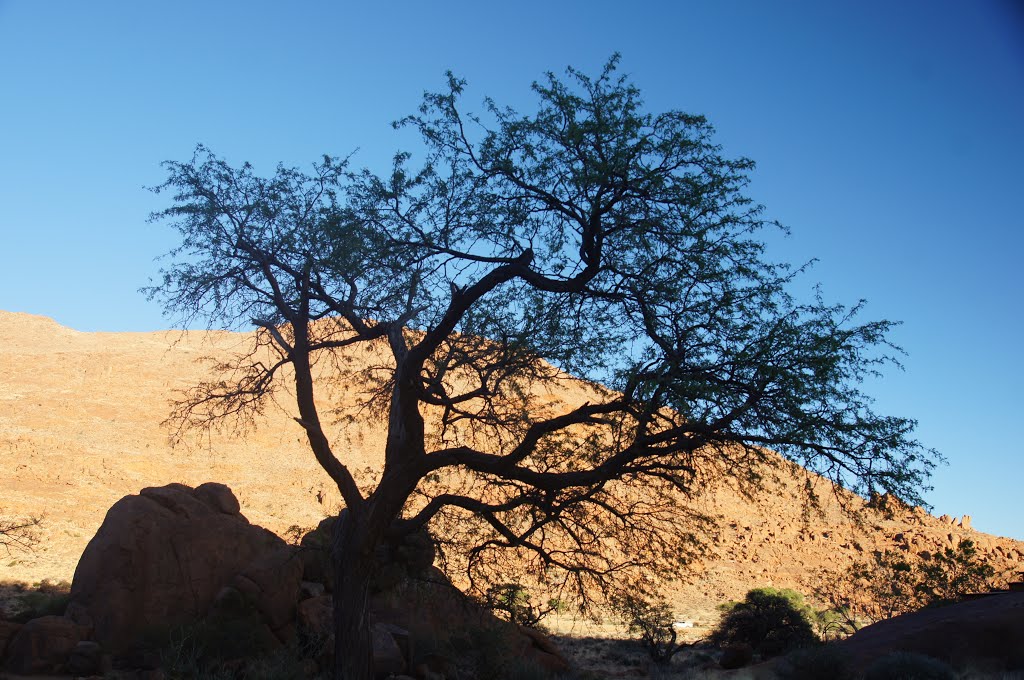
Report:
818,539,996,626
161,641,317,680
863,651,957,680
284,524,314,546
608,590,687,664
463,623,516,679
776,644,855,680
242,647,320,680
917,539,995,605
457,622,558,680
810,603,859,640
709,588,818,658
9,579,71,622
484,582,564,628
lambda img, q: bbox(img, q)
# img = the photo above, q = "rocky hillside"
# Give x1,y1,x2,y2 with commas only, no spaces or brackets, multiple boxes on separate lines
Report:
2,310,1021,623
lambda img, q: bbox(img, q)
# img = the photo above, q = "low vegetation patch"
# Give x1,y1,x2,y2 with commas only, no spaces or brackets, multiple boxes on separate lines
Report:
709,587,820,659
608,590,689,664
0,578,71,622
484,582,566,629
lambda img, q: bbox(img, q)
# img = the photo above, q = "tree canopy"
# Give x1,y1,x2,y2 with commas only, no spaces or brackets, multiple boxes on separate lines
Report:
148,56,937,679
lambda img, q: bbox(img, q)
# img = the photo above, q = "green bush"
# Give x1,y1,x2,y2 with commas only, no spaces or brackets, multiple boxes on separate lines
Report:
819,539,997,626
9,579,71,623
917,539,996,606
863,651,956,680
608,590,687,664
709,588,819,658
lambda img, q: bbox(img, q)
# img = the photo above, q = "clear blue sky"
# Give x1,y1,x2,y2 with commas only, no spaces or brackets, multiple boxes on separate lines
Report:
2,1,1022,539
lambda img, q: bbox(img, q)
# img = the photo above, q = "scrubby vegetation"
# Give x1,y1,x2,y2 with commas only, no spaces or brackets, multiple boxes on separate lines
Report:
0,578,71,622
608,590,688,664
776,645,855,680
818,538,996,627
484,582,566,629
709,588,820,658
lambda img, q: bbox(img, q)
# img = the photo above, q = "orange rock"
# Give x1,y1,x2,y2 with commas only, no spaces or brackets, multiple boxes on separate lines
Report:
66,483,292,654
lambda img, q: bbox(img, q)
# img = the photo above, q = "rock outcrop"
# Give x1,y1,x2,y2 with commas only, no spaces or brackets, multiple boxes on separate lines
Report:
66,482,301,653
837,590,1024,672
2,480,569,678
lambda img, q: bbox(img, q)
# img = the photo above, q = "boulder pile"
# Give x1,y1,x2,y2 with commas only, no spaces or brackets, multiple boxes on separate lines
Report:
0,482,568,678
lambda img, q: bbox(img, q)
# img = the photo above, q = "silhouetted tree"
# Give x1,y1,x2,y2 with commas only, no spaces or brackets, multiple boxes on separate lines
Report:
148,56,936,680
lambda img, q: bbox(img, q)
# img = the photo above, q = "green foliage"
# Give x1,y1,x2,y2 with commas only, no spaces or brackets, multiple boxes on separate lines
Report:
821,539,996,625
917,539,995,605
863,651,957,680
609,590,687,664
709,588,819,658
484,582,565,628
161,629,320,680
839,549,921,622
8,579,71,623
810,604,858,641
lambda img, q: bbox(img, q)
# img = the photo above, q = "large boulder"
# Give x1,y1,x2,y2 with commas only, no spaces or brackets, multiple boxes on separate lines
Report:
299,515,338,590
838,590,1024,672
232,546,304,641
67,482,300,654
369,565,570,678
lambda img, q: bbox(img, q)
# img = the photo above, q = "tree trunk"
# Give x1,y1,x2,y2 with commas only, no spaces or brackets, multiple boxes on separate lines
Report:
332,511,374,680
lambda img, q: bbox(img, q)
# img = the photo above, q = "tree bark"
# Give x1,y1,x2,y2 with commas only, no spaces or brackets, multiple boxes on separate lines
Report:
332,511,374,680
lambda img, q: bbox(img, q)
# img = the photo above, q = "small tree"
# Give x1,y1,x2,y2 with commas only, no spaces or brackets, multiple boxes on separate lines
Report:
916,539,995,605
148,56,935,679
609,590,688,664
851,549,924,621
819,539,995,626
710,588,819,658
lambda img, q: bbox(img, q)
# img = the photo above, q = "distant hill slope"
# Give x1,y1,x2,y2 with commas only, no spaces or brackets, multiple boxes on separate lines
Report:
2,310,1021,623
